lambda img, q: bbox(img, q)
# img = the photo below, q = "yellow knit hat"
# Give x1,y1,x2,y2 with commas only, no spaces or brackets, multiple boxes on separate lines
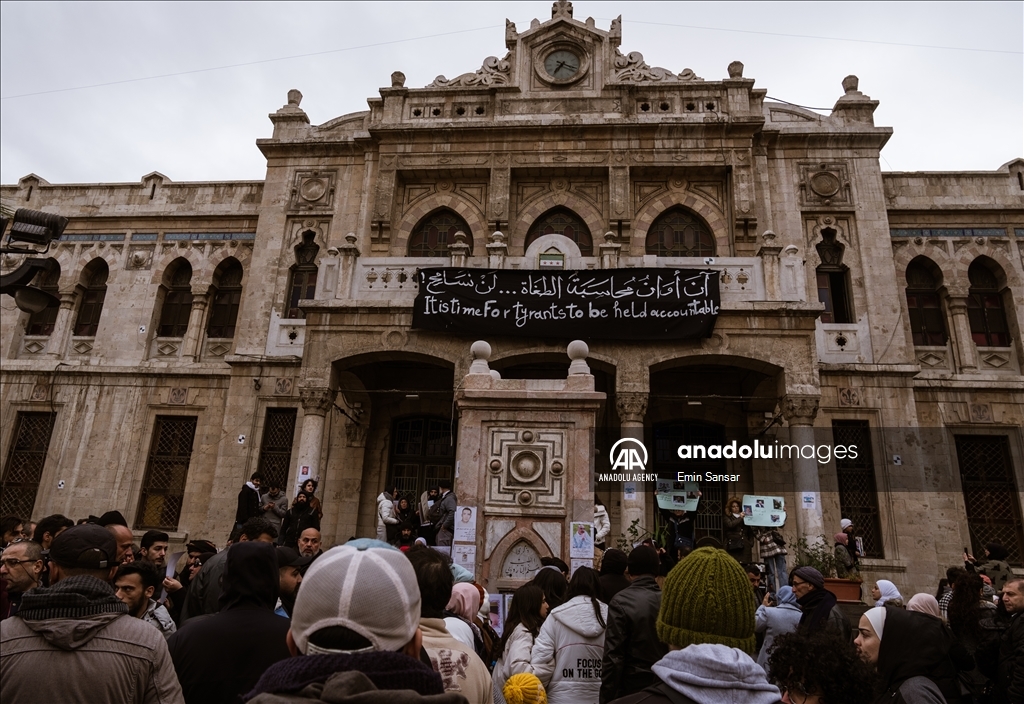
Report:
503,673,547,704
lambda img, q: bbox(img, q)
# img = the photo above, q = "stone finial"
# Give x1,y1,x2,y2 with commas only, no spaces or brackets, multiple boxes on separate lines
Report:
727,61,744,79
567,340,590,375
490,231,505,243
489,369,502,381
552,0,573,18
842,75,859,94
761,230,777,244
604,232,616,243
287,89,303,107
391,71,406,88
345,233,357,245
470,340,492,374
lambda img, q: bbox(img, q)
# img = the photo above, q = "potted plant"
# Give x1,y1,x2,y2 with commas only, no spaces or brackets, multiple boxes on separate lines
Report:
794,536,863,603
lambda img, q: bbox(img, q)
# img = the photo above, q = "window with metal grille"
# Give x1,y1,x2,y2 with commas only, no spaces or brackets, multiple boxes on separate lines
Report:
832,420,884,558
645,207,715,257
73,259,109,337
408,210,472,257
816,229,853,324
158,261,193,337
207,259,243,338
286,231,319,319
955,435,1024,567
256,408,297,490
905,259,947,346
525,208,593,256
386,416,454,503
25,260,61,336
0,412,56,519
967,260,1011,347
135,416,197,530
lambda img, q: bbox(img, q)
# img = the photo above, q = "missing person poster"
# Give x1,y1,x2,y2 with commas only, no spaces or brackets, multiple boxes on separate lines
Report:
569,522,595,559
655,480,701,511
741,494,787,527
454,506,477,543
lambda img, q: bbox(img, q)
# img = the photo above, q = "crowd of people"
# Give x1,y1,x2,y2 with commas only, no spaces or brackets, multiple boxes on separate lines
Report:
0,491,1022,704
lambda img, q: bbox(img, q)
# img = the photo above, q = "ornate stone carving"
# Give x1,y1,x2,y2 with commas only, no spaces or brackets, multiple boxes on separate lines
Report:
300,387,334,416
430,53,512,88
969,403,992,423
500,540,542,580
486,428,566,509
126,246,153,270
30,384,48,401
837,388,861,407
616,392,648,424
782,396,820,425
273,378,294,396
611,49,702,83
290,170,336,211
168,387,188,405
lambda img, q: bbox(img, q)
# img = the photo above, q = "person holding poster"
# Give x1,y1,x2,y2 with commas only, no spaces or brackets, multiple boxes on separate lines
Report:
724,497,749,562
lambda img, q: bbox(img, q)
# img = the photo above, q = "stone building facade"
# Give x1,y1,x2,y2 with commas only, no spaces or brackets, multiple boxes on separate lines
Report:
2,2,1022,596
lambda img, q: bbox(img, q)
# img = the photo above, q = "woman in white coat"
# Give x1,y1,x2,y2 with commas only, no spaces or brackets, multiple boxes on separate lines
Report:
493,584,548,704
594,498,610,550
375,486,398,542
530,567,608,704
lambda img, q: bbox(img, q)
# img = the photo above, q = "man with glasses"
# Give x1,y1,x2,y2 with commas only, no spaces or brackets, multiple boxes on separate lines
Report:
0,539,45,620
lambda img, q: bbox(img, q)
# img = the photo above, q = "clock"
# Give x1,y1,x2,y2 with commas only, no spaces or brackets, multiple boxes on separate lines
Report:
544,49,581,81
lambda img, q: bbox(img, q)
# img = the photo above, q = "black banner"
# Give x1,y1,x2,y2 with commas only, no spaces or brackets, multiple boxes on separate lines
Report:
412,267,720,340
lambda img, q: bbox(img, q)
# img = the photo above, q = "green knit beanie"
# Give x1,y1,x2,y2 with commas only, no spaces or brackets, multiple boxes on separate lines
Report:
656,547,756,654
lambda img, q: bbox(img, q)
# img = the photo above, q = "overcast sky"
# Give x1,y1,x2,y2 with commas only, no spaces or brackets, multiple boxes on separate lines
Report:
1,1,1021,185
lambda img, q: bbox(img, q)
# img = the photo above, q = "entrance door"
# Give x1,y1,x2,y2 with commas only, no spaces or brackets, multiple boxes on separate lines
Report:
386,416,455,504
652,421,728,544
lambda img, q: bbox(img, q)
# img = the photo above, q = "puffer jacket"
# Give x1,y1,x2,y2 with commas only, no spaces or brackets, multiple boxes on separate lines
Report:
376,492,399,541
531,595,608,704
594,505,611,545
493,623,536,704
2,600,184,703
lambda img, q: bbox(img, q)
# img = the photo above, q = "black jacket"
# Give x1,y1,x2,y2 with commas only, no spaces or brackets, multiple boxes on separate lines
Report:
601,576,668,704
236,483,262,524
168,542,290,704
1000,611,1024,704
281,504,321,548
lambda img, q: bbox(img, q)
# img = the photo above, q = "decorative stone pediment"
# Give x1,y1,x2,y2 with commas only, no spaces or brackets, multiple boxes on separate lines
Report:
429,54,512,88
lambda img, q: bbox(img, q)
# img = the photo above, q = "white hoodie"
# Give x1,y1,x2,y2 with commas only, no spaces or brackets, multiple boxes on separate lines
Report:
375,492,398,541
594,505,610,544
530,595,608,704
651,644,781,704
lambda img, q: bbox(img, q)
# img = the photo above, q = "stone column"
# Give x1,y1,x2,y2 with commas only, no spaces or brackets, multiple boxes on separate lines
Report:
756,231,782,301
296,387,334,489
782,395,824,544
46,291,77,358
599,232,621,270
616,391,649,538
946,295,978,372
180,285,210,362
336,233,360,299
487,232,508,269
449,231,471,268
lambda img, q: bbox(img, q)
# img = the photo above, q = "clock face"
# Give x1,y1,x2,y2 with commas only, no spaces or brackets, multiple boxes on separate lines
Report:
544,49,581,80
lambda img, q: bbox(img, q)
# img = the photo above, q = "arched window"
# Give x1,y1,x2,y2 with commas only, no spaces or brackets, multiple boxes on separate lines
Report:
158,260,193,337
967,260,1010,347
525,208,593,256
815,229,853,324
25,260,61,336
645,207,715,257
73,259,109,337
207,259,243,338
286,231,319,319
904,258,946,346
408,210,472,257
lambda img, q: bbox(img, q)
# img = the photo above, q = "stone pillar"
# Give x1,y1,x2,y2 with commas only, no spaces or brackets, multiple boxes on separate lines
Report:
449,231,471,268
46,291,77,358
946,295,978,372
487,232,508,269
757,231,782,301
296,387,333,490
181,285,210,362
782,395,824,544
616,391,649,537
599,232,621,270
336,233,360,299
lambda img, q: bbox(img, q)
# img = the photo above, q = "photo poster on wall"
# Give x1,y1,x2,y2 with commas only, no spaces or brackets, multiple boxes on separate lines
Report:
453,506,477,544
453,544,476,572
489,593,505,637
741,494,787,527
569,522,595,559
655,480,701,511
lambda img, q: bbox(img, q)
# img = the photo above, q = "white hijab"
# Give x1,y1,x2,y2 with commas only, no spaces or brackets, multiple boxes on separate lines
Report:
875,579,903,606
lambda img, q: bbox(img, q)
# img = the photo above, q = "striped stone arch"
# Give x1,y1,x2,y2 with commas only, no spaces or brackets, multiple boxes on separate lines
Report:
632,193,728,257
950,248,1022,294
892,245,952,290
394,193,486,256
513,193,604,256
198,246,252,289
151,248,202,287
